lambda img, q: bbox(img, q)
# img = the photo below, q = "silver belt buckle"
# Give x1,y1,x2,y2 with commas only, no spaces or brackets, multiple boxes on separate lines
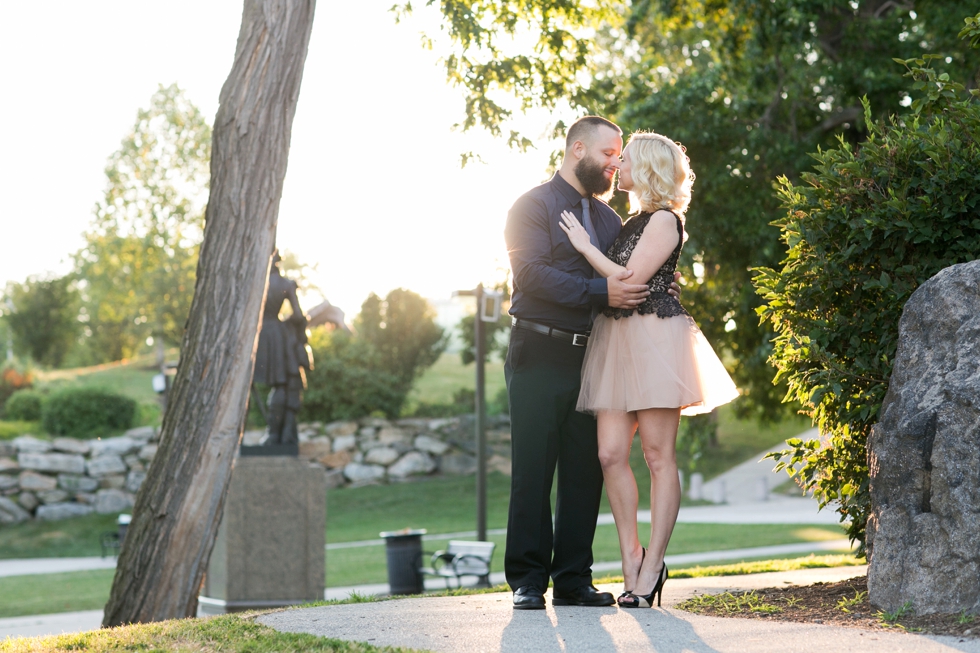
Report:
572,333,588,347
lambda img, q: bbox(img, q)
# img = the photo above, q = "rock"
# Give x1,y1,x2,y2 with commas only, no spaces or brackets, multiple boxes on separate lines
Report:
360,417,390,428
100,475,126,490
241,429,267,446
325,420,358,437
0,443,14,458
388,452,436,479
12,435,51,453
395,417,431,430
89,436,140,457
377,427,408,445
428,417,459,432
0,458,18,473
332,434,357,452
439,452,477,476
51,438,91,455
124,426,156,441
365,447,400,466
17,491,38,511
342,463,385,483
125,470,146,493
324,468,346,489
36,502,94,521
75,492,96,505
352,451,364,463
299,438,333,460
0,475,18,491
138,443,158,461
38,489,69,504
19,470,57,492
318,451,352,469
0,497,31,523
867,260,980,615
18,452,86,475
413,435,450,456
95,489,134,514
58,474,99,493
123,454,143,471
357,426,378,439
87,455,128,477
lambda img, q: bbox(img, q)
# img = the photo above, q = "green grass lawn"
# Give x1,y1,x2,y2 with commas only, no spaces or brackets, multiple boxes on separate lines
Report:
0,569,116,618
0,513,120,559
405,353,505,407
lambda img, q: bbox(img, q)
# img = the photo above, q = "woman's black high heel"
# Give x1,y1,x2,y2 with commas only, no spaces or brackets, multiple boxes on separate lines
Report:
621,562,668,609
617,548,645,605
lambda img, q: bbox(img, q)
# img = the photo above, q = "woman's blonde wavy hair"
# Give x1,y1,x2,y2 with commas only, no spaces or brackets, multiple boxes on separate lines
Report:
626,132,695,216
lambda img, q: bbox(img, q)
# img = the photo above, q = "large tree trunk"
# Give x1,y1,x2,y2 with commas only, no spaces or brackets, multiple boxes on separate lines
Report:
103,0,316,626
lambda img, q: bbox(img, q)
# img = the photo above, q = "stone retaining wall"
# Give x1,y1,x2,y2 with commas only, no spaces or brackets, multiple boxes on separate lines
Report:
0,415,511,524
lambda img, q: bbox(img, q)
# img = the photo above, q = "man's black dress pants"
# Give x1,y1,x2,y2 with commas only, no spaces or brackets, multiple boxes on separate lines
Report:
504,327,604,593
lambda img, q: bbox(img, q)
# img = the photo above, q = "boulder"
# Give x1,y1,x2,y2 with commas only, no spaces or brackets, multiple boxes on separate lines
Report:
18,452,86,475
17,491,38,512
324,420,358,437
100,475,127,490
58,474,99,493
357,426,378,439
388,452,436,479
36,502,94,521
12,435,51,453
413,435,450,456
299,438,333,460
0,458,17,473
89,436,140,457
51,437,91,455
0,497,31,524
38,489,69,505
0,475,18,491
364,447,400,466
323,467,346,489
0,443,15,458
123,454,143,471
19,470,57,492
332,434,357,452
868,260,980,615
242,429,267,446
125,470,146,493
138,443,158,461
95,489,134,514
124,426,156,441
87,455,128,477
438,452,477,476
342,463,385,483
360,417,390,428
377,427,408,446
318,451,352,469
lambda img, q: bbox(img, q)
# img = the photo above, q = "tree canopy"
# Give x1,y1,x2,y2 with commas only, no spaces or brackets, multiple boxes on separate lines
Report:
2,275,79,368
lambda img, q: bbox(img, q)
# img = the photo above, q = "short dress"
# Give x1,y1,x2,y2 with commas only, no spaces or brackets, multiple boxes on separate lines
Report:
577,210,739,416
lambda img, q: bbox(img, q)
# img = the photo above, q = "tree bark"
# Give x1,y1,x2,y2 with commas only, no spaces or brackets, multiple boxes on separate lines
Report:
102,0,316,626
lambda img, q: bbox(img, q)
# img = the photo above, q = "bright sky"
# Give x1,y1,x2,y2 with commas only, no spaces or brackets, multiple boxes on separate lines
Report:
0,1,565,320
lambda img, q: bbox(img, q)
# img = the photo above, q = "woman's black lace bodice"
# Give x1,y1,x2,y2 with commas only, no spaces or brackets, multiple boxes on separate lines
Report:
602,211,690,320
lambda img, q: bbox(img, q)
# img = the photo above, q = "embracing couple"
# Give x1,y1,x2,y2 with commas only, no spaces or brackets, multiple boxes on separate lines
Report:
504,116,738,610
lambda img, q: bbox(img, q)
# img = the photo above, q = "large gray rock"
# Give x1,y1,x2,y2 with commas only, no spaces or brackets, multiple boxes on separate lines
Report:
388,452,436,479
17,491,38,512
138,443,158,461
332,434,357,452
364,447,400,466
36,502,94,520
51,437,91,455
0,457,17,473
0,475,18,491
124,426,156,441
438,452,477,476
413,435,450,456
18,452,86,475
59,474,99,493
342,463,385,483
87,454,128,477
125,470,146,493
38,489,69,505
19,470,57,492
94,489,134,514
0,497,31,524
868,260,980,615
12,435,51,453
324,420,358,437
89,436,140,457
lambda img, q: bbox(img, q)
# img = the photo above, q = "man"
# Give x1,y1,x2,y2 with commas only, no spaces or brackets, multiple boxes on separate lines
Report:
505,116,676,609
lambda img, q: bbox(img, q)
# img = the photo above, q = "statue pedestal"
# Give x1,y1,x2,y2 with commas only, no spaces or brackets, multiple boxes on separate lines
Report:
199,454,325,614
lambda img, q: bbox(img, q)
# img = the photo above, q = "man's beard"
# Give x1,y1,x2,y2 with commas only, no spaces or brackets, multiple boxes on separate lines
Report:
574,153,614,197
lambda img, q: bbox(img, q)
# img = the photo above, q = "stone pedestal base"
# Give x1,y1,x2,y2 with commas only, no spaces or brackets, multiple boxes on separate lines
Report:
200,455,325,614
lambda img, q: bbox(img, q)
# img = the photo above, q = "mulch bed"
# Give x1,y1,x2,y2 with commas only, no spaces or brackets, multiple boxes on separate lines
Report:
677,575,979,638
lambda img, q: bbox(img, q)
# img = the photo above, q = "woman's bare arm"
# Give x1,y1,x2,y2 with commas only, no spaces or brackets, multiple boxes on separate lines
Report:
623,211,681,283
558,210,627,278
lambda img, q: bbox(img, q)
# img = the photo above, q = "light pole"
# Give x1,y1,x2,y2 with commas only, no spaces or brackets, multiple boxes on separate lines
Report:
453,284,502,542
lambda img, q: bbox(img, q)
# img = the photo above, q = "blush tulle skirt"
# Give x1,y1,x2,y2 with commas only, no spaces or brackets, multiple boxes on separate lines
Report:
576,312,739,416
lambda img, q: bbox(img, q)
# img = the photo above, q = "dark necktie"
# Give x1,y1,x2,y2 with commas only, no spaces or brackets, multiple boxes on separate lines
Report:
581,197,599,249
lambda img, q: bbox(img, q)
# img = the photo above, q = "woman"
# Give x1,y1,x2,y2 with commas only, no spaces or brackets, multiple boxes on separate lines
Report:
559,132,738,608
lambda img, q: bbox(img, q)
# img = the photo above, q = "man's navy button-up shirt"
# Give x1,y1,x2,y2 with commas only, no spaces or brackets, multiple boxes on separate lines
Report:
505,173,623,333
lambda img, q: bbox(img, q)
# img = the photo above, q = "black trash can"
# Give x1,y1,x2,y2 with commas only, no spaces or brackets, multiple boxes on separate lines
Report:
380,528,426,595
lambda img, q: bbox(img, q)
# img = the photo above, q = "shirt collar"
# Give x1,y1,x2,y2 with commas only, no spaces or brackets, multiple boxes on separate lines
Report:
551,172,587,207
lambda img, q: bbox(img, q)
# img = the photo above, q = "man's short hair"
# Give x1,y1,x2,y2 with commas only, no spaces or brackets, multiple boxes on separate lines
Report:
565,116,622,151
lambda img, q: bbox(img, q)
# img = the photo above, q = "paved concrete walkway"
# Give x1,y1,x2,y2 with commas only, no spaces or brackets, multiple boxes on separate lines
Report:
262,567,980,653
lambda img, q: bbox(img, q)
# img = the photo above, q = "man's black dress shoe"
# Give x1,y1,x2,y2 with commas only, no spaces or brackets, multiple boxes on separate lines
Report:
552,585,615,607
513,586,546,610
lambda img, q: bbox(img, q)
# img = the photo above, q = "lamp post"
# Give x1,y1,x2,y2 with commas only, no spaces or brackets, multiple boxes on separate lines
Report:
453,284,502,542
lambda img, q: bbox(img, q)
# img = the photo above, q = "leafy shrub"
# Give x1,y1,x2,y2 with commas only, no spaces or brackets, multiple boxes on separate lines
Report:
755,87,980,548
0,361,33,409
42,386,137,437
4,389,43,422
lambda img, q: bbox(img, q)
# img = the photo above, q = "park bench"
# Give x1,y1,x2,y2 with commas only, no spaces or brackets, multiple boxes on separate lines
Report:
419,540,496,589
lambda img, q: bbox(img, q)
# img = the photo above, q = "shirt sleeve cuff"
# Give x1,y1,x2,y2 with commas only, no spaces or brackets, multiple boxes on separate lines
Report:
587,277,608,307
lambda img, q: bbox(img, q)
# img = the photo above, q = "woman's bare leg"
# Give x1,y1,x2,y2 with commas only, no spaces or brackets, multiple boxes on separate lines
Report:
596,410,643,592
632,407,682,595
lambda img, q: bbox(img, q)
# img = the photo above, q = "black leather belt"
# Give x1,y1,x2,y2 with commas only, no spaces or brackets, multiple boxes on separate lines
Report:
512,318,589,347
